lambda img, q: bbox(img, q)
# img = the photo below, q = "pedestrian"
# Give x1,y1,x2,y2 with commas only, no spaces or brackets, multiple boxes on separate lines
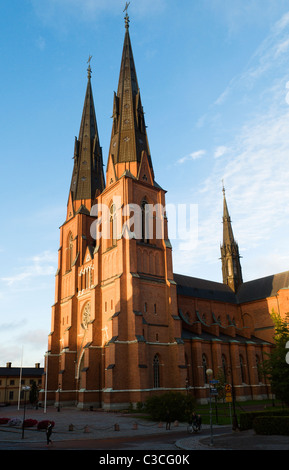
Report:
165,408,171,430
46,422,53,446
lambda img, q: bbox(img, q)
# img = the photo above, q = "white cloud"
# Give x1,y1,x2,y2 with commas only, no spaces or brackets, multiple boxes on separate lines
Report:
214,146,229,159
1,251,57,287
214,11,289,106
177,150,206,165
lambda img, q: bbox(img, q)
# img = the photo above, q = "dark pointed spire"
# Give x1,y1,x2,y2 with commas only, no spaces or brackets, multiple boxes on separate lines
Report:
70,59,105,205
220,185,243,292
222,185,235,245
108,12,153,178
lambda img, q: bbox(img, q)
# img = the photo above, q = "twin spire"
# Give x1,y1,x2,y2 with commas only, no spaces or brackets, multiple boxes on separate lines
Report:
68,11,244,291
69,56,104,204
70,9,152,205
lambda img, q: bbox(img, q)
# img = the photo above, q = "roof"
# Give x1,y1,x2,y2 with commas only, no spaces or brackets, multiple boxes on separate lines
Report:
236,270,289,303
174,270,289,305
182,327,271,345
174,273,237,303
0,367,44,377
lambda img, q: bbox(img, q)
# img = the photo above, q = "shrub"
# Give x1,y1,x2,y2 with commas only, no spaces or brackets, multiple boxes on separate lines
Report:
0,418,9,425
253,416,289,435
23,419,38,427
37,420,55,430
8,418,22,427
144,392,196,422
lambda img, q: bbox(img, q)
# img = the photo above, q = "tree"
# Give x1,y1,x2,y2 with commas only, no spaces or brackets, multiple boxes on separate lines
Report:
144,392,196,422
261,311,289,406
29,381,39,406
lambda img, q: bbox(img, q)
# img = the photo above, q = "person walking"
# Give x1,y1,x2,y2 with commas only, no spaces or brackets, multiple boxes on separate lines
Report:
46,422,53,446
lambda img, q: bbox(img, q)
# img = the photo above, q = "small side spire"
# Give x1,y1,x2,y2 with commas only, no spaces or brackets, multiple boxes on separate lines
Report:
220,184,243,292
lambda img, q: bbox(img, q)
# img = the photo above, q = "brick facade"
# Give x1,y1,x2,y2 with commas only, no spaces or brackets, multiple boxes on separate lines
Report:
39,17,289,410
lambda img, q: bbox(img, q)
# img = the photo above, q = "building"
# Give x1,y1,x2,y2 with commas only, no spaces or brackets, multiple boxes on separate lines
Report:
0,362,43,406
40,13,289,410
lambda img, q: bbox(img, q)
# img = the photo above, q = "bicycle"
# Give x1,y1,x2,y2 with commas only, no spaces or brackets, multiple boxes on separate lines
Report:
187,421,201,433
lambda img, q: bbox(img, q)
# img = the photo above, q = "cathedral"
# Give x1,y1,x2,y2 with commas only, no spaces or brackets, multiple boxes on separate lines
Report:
40,13,289,410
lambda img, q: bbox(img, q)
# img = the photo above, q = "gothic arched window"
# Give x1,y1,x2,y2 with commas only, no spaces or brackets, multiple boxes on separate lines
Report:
240,355,246,383
66,232,73,272
222,354,227,382
109,204,117,247
202,354,208,384
141,199,149,244
153,354,160,388
256,355,262,383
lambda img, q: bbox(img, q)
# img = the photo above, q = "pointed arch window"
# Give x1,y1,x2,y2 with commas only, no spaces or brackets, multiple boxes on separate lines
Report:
109,204,117,247
141,199,149,244
202,354,208,384
66,232,73,272
222,354,227,382
153,354,160,388
256,355,262,383
239,355,246,383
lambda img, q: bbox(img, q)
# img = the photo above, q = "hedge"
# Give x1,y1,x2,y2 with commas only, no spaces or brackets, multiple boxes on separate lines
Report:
240,409,289,430
0,418,9,425
23,419,38,427
253,416,289,435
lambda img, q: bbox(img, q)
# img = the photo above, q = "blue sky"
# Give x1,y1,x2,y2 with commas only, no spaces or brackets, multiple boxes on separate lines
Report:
1,0,289,366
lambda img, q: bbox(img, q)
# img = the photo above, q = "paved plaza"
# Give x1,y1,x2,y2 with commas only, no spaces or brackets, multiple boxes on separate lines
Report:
0,405,288,451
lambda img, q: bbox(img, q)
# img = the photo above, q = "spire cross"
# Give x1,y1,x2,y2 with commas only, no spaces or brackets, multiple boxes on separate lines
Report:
123,2,130,29
123,2,130,14
87,55,92,79
222,179,225,195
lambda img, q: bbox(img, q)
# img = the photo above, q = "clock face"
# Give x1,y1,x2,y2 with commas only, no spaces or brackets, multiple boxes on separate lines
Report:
82,302,91,329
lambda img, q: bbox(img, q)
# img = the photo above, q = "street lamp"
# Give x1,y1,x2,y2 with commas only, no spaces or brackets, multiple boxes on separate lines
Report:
206,369,214,446
225,367,239,430
21,385,30,439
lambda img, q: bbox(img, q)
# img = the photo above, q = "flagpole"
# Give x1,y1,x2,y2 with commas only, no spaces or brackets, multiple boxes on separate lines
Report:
17,346,23,410
44,353,48,413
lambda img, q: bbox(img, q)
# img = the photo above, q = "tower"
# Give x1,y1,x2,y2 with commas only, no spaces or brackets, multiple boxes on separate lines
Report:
42,13,186,410
220,186,243,292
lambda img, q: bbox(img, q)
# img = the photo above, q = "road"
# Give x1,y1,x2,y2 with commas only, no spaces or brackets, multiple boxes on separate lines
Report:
0,428,218,451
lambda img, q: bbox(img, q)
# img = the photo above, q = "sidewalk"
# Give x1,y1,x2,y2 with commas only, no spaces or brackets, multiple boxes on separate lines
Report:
0,406,288,450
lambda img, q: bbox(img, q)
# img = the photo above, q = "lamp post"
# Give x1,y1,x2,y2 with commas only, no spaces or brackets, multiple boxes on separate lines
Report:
21,385,30,439
206,368,214,446
226,367,238,430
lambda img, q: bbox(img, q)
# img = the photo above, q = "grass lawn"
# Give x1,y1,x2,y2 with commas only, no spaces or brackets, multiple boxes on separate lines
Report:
194,399,285,426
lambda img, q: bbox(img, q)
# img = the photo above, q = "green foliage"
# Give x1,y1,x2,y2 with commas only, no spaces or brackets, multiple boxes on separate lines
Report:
253,416,289,435
144,392,196,422
29,380,39,405
260,312,289,406
239,409,289,430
